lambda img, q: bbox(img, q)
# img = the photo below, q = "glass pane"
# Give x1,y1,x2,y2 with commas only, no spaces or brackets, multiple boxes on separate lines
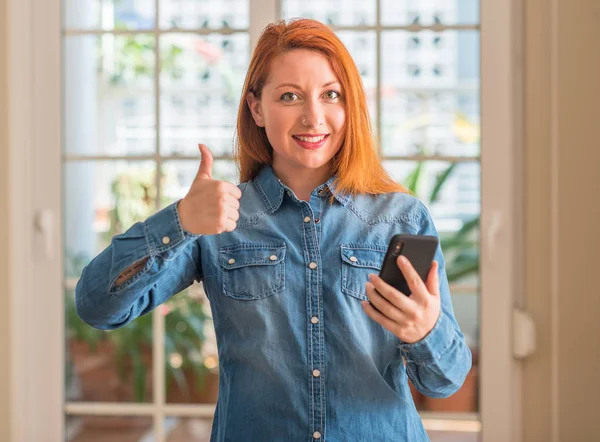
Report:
165,417,213,441
65,415,153,441
63,0,155,30
384,159,479,414
63,161,156,278
381,31,480,156
63,35,156,156
381,0,479,26
66,287,154,403
383,160,480,230
281,0,376,26
336,31,377,129
161,160,239,210
165,284,219,404
159,34,249,157
160,0,249,29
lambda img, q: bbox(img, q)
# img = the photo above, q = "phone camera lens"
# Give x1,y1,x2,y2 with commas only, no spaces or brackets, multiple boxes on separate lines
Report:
392,241,404,256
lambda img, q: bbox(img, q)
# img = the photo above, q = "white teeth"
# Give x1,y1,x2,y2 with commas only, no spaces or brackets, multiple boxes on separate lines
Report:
294,135,327,143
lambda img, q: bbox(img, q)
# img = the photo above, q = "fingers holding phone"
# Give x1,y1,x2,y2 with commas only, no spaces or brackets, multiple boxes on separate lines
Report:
361,234,442,344
362,257,441,344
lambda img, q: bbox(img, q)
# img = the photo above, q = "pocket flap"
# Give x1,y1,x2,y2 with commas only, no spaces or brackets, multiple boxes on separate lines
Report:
340,244,386,270
219,243,286,270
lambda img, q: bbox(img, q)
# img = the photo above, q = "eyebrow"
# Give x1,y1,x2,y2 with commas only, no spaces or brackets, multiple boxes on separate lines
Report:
275,81,340,90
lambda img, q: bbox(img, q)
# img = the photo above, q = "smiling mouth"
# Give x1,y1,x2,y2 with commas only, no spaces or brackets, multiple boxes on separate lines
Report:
292,134,329,143
291,134,330,150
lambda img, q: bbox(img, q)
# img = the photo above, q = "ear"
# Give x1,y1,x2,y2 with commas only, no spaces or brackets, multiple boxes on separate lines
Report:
246,92,265,127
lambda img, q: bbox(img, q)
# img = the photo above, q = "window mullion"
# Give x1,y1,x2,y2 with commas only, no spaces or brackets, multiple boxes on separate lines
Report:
153,0,166,440
376,0,382,152
249,0,278,51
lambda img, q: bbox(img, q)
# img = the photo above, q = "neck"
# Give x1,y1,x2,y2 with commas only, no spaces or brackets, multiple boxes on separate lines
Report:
272,164,333,201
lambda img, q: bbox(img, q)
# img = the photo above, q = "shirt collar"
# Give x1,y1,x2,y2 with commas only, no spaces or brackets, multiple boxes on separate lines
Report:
254,165,350,213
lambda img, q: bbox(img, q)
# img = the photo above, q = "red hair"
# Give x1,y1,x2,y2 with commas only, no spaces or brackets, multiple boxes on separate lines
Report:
234,18,407,197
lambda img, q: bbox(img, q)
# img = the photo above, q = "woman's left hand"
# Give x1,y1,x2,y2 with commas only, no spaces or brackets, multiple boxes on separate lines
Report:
362,256,441,344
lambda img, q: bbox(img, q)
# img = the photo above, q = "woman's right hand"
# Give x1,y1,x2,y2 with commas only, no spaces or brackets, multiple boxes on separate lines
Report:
177,144,242,235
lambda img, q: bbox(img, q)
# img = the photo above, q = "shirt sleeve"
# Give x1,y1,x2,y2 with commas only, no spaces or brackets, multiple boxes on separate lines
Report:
75,201,202,331
399,201,473,398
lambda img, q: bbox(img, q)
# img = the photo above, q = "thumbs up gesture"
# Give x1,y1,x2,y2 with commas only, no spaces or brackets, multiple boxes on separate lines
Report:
176,144,242,235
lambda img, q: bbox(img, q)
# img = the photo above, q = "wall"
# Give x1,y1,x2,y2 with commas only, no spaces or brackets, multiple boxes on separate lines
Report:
523,0,600,441
0,0,11,438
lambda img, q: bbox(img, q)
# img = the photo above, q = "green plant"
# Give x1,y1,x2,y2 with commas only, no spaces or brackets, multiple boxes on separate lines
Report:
66,168,213,402
105,35,183,84
404,162,480,283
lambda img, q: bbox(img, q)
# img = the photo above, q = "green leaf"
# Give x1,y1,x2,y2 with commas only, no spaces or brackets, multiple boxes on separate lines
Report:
405,162,424,195
132,349,146,403
440,216,480,251
446,260,480,283
430,163,457,203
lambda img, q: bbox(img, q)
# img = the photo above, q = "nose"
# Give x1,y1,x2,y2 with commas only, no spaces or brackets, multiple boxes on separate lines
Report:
301,100,325,128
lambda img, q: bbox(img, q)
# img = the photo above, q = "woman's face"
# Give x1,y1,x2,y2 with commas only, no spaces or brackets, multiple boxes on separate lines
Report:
247,49,346,177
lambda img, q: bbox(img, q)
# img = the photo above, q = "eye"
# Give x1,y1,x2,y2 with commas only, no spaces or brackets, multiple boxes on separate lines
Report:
280,92,299,102
323,90,341,100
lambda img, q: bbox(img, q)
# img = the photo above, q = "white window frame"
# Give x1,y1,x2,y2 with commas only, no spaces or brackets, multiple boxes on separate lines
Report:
6,0,523,441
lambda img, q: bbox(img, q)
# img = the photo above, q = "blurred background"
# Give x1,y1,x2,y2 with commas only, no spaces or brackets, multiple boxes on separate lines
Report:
1,0,599,441
62,1,481,440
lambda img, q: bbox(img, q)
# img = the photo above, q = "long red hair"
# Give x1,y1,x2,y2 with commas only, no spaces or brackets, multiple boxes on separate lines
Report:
234,18,407,196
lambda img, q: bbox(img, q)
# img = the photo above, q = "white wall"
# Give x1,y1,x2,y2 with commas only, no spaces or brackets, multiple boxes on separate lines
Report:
0,0,11,438
523,0,600,440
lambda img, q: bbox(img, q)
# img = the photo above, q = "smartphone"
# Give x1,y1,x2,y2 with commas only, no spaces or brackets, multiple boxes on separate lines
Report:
378,234,439,296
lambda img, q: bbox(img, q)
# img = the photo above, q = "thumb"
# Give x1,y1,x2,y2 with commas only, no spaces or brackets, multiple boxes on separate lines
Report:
197,144,213,180
425,261,440,296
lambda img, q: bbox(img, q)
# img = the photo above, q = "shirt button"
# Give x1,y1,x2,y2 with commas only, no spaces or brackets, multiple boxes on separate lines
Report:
162,236,171,245
349,256,358,262
309,262,317,270
312,369,321,378
313,431,322,439
269,255,278,261
228,258,236,265
311,316,319,324
314,218,320,223
304,216,311,223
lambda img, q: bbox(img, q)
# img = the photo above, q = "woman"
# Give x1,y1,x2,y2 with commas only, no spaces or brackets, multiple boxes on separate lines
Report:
76,18,472,441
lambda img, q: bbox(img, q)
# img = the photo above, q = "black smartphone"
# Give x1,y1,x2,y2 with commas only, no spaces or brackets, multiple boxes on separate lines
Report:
378,234,439,296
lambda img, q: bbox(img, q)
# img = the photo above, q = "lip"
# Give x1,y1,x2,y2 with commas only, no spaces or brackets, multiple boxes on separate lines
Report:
292,134,330,150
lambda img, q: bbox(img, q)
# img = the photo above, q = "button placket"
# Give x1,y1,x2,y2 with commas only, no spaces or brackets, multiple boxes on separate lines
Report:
301,203,325,439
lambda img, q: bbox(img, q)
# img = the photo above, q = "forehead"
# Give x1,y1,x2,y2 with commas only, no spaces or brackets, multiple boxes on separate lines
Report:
265,49,339,86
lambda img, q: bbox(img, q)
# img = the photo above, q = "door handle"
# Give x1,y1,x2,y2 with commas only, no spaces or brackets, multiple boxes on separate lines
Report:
34,209,55,260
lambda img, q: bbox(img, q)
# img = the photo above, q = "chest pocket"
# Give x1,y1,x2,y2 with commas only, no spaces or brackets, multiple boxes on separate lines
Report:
218,242,286,300
340,244,387,301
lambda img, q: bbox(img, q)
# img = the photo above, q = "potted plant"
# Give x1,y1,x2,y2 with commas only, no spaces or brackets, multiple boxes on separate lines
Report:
402,159,480,412
65,168,218,404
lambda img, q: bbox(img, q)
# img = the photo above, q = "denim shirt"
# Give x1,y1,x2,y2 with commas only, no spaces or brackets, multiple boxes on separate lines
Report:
76,165,472,442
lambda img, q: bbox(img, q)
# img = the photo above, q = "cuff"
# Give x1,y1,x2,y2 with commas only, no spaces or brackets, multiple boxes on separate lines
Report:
398,310,457,364
144,200,201,255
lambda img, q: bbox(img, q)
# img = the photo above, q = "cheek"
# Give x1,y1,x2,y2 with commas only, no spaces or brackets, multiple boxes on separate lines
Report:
330,107,346,136
264,108,296,140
